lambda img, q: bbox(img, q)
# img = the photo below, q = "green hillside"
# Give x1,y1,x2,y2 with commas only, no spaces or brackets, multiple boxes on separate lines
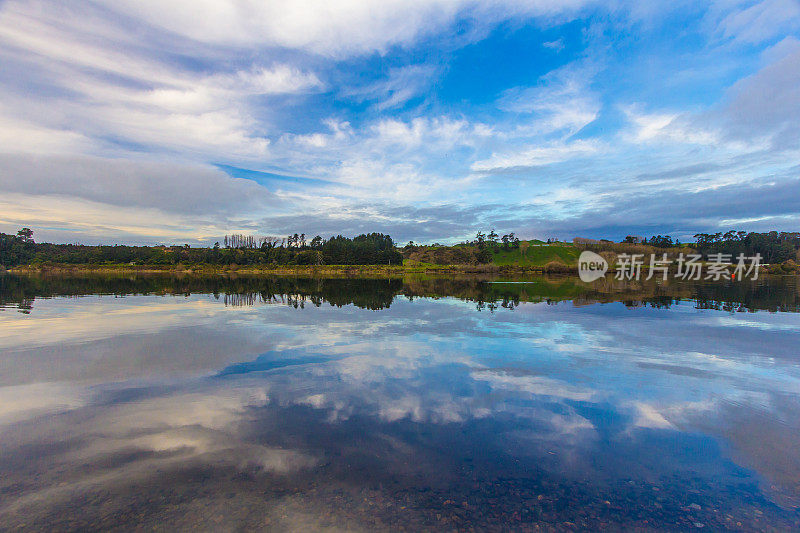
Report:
401,240,580,270
490,241,580,267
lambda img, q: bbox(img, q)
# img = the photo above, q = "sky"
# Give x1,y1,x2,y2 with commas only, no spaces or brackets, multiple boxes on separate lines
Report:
0,0,799,245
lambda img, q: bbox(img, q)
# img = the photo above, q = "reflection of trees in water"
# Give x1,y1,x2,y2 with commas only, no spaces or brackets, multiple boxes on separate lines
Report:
11,297,33,314
220,292,312,307
0,275,401,311
474,295,523,312
692,278,800,313
222,292,337,309
403,276,800,313
223,293,261,307
1,273,798,313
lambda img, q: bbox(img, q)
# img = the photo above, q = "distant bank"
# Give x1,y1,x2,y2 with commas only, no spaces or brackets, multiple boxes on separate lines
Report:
2,229,799,275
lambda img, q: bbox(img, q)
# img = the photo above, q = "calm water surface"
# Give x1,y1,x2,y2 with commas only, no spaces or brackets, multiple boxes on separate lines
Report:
1,274,800,531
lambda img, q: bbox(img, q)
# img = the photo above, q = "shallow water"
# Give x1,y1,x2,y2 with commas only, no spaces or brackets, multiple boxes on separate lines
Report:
1,274,799,531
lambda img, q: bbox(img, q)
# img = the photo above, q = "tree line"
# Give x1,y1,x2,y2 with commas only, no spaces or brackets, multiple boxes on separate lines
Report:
472,230,521,250
689,231,799,263
0,229,403,267
616,231,799,264
623,235,682,247
402,230,522,265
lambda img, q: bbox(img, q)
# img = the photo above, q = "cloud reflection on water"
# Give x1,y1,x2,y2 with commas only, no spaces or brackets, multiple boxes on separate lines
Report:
1,279,800,529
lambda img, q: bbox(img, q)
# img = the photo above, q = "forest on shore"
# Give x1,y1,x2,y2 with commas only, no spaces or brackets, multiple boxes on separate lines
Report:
0,229,402,268
1,228,799,274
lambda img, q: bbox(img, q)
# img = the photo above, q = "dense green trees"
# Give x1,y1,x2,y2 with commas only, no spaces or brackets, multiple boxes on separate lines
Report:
618,231,799,263
3,227,799,269
0,231,36,265
692,231,799,263
0,229,403,267
472,230,519,252
643,235,675,248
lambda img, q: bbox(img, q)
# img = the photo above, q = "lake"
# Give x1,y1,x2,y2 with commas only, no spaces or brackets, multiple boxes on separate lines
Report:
1,274,799,531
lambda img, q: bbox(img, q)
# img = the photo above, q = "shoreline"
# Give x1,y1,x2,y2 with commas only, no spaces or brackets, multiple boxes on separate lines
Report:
2,263,794,280
2,263,561,276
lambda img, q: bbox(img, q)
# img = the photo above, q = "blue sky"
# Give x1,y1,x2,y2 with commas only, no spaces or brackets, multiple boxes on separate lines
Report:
0,0,799,244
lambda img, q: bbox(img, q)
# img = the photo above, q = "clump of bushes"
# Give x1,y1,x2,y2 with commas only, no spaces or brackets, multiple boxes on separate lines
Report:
767,259,799,275
402,245,490,265
542,260,573,273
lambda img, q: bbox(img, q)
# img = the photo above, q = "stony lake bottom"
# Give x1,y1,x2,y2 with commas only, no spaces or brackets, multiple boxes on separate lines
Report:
1,274,799,531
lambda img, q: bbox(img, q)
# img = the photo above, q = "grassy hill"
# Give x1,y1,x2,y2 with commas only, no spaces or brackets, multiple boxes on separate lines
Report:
489,241,580,267
401,240,580,271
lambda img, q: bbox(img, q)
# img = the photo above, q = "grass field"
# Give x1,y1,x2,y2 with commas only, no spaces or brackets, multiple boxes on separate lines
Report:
489,241,580,267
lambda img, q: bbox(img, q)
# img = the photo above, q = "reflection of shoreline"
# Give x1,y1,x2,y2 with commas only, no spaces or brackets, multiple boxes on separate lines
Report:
2,273,799,314
2,277,800,529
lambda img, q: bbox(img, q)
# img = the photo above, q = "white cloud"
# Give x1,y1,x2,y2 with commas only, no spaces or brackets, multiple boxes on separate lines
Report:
0,2,322,159
471,139,600,172
619,36,800,154
622,106,725,147
212,65,323,95
333,158,433,200
345,64,440,110
371,117,481,149
714,0,800,45
543,38,565,51
0,154,274,215
0,113,96,154
498,61,601,135
271,115,492,202
283,119,354,149
0,190,269,245
101,0,595,56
